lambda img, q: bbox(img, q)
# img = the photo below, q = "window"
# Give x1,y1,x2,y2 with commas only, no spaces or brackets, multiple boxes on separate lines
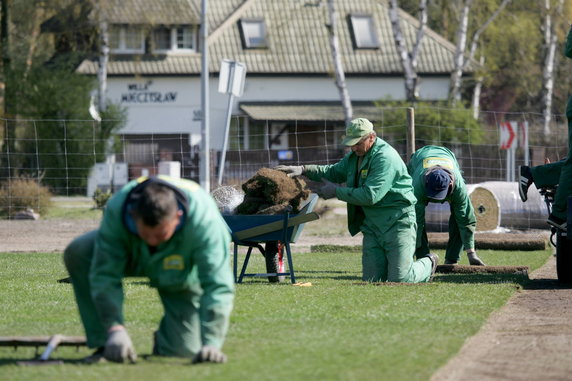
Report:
153,26,171,51
349,14,379,49
239,19,267,48
109,25,145,53
152,25,197,53
176,27,194,49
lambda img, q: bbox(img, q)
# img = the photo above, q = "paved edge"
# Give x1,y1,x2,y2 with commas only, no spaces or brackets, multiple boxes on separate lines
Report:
430,253,572,381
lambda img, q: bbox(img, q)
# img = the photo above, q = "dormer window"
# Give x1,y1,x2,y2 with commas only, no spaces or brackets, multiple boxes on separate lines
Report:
152,25,197,53
239,19,267,49
110,25,145,54
349,14,379,49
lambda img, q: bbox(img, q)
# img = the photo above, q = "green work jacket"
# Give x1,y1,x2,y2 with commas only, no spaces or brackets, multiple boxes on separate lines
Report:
90,176,234,349
407,145,476,251
304,137,416,236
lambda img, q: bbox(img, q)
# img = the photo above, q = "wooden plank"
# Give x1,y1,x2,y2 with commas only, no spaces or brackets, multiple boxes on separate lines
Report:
0,336,87,347
234,212,319,241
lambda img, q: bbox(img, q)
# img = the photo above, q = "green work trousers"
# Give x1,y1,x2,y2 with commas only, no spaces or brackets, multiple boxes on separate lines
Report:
530,95,572,220
361,210,433,282
63,230,202,357
415,208,464,263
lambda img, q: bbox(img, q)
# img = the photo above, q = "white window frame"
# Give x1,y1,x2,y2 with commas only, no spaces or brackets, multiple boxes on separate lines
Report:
152,25,197,54
350,14,379,49
109,25,145,54
239,19,267,49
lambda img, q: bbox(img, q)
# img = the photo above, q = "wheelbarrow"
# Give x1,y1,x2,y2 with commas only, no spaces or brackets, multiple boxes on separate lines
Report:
223,193,319,283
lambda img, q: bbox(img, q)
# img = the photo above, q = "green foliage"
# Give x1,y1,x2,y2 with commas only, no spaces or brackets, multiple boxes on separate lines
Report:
92,187,112,209
375,101,483,144
5,65,126,194
0,176,53,217
0,248,551,379
395,0,572,113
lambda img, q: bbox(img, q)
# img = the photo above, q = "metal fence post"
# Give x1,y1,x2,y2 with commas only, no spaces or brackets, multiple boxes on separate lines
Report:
406,107,415,160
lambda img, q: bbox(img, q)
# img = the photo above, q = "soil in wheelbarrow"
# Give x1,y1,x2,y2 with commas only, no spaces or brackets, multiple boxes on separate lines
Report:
235,168,310,215
235,168,311,283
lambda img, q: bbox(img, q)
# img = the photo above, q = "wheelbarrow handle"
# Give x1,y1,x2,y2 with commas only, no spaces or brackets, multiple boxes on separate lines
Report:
234,212,319,241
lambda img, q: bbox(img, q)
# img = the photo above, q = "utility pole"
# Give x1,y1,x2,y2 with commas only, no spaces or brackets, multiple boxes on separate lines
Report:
200,0,210,192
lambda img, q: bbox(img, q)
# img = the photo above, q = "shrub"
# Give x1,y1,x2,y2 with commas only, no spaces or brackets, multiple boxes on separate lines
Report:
0,177,53,217
374,100,484,144
92,188,112,209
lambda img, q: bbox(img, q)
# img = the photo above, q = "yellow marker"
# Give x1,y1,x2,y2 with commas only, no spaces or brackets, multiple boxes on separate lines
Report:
422,157,454,170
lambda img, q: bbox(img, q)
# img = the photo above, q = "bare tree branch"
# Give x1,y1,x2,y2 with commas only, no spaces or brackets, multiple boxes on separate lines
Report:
388,0,427,102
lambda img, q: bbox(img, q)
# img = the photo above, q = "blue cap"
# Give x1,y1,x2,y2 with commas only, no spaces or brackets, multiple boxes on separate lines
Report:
425,167,452,200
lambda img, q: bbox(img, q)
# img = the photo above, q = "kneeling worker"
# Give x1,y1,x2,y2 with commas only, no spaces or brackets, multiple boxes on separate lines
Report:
277,118,438,283
407,145,485,266
64,176,234,363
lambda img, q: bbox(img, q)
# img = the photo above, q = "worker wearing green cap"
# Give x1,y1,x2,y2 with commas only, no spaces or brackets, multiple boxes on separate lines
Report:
276,118,438,283
407,145,485,266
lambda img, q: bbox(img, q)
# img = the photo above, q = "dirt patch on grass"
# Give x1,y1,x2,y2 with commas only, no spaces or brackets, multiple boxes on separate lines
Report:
0,219,99,252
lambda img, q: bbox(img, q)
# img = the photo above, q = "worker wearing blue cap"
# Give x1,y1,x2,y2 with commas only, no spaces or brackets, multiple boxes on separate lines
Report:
276,118,438,283
408,145,486,266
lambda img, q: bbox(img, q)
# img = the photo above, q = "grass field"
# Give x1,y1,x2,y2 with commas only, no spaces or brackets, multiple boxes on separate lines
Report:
0,246,552,381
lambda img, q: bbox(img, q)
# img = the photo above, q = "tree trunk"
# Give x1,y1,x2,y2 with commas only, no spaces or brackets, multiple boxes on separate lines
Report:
450,0,511,105
449,0,471,105
0,0,13,180
388,0,427,103
472,56,485,120
326,0,352,126
24,5,44,77
541,0,564,136
97,9,109,113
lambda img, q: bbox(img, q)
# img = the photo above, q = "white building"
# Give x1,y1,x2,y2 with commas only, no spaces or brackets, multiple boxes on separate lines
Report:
67,0,468,181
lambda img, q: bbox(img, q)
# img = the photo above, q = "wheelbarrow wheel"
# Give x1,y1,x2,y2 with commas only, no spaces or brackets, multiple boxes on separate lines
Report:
264,241,285,283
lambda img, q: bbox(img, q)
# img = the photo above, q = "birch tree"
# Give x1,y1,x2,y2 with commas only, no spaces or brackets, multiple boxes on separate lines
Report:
0,0,12,180
471,55,485,119
93,0,109,116
387,0,427,103
541,0,564,135
325,0,352,126
449,0,511,106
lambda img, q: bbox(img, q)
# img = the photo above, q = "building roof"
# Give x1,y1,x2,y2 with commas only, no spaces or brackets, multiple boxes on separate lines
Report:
240,102,387,122
76,0,467,76
100,0,201,25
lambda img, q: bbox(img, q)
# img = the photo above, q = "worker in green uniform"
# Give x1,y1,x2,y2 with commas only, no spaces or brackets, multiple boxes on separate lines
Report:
407,145,486,266
64,176,234,364
276,118,438,282
519,25,572,230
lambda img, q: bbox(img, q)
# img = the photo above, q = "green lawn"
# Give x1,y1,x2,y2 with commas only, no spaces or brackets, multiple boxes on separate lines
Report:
0,248,551,381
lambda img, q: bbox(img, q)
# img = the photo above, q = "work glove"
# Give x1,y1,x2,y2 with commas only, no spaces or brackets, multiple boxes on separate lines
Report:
317,179,339,200
192,346,227,364
274,165,304,177
104,327,137,363
467,251,486,266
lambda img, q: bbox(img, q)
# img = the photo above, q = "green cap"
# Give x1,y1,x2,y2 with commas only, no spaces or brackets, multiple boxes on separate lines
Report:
342,118,374,146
